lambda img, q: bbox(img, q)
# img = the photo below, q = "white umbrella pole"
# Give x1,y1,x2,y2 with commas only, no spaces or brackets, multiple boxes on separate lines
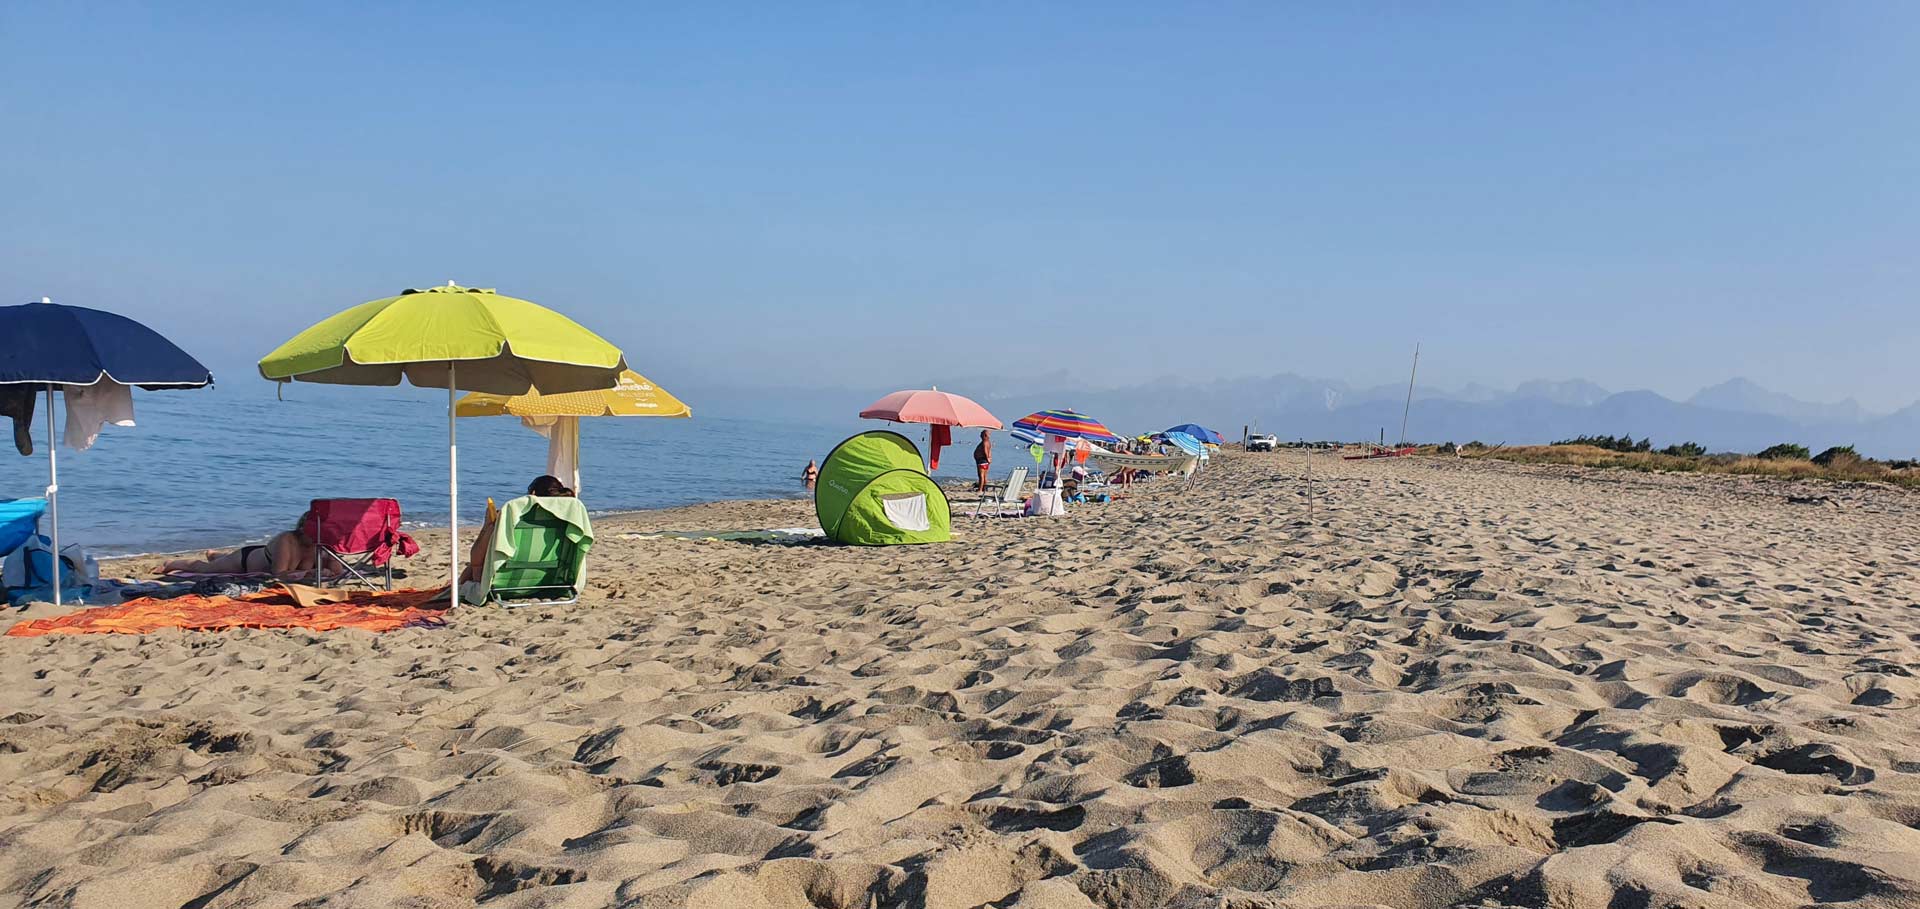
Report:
45,384,59,608
448,361,459,598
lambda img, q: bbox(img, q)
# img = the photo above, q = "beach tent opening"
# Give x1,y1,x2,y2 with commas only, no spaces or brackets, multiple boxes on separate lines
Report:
815,431,951,545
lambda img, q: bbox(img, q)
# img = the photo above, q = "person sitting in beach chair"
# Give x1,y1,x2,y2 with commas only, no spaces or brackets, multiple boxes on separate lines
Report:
459,475,593,606
460,475,572,583
157,512,317,577
1061,478,1087,504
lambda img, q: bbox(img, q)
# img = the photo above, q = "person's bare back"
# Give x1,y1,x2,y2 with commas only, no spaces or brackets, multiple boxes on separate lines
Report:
157,522,315,577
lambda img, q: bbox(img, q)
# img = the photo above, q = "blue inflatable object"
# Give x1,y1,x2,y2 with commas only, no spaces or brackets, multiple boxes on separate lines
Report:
0,498,46,558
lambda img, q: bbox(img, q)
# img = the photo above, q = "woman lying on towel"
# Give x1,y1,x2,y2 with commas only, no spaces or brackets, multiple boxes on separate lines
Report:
459,476,574,583
157,513,317,577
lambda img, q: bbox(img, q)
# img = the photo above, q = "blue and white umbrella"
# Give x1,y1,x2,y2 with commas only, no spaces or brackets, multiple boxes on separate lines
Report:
1165,423,1225,445
1158,431,1206,458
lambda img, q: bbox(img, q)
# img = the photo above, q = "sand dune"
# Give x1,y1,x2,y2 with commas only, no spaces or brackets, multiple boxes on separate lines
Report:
3,452,1919,908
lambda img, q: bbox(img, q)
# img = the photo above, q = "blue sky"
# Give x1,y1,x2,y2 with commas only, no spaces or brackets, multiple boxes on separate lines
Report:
5,3,1916,408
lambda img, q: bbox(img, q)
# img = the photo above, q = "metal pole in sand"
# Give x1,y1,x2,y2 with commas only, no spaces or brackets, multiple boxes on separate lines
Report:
1305,447,1313,524
45,384,60,607
448,360,459,599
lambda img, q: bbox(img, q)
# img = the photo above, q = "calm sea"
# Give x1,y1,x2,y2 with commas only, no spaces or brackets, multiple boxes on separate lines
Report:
0,383,993,556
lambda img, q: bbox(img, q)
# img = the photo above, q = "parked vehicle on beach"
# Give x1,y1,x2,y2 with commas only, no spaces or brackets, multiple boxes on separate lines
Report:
1246,433,1278,452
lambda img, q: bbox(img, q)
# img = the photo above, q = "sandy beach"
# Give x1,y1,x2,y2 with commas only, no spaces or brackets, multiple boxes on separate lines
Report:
3,450,1918,908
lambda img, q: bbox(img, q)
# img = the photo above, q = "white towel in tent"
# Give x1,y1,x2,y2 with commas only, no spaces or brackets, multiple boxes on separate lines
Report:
879,493,931,531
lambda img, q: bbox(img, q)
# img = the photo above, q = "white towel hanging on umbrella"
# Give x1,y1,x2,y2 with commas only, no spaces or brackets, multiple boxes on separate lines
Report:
63,381,136,451
519,414,581,493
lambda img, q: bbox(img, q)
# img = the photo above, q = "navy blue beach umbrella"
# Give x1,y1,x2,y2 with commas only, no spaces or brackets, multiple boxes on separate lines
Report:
0,299,214,387
0,298,212,604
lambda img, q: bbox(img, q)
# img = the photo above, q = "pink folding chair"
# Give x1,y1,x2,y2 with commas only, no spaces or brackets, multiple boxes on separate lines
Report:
304,498,419,589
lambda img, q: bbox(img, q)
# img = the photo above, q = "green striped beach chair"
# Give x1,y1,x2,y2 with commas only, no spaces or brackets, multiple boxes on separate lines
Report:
462,495,593,606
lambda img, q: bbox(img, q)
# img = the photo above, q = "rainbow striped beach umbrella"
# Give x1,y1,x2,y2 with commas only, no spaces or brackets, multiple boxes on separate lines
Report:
1011,408,1124,444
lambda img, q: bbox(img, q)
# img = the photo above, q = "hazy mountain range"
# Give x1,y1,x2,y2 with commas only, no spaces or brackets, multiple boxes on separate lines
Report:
683,373,1920,460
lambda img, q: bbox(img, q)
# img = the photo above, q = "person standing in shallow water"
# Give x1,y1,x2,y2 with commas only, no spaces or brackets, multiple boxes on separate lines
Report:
802,460,819,491
974,430,992,492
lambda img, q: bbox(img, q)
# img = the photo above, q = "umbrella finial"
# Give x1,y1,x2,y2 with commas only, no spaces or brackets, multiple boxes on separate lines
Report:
40,297,50,304
447,280,456,287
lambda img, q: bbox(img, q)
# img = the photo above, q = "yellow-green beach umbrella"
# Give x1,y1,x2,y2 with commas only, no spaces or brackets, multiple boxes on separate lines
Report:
259,284,625,394
259,284,628,594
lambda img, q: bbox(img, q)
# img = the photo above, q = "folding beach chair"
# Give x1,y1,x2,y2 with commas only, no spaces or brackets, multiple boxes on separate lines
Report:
970,467,1028,518
305,498,418,590
463,495,593,607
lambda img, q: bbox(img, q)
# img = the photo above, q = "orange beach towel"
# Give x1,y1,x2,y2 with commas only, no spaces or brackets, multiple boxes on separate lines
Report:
6,585,449,637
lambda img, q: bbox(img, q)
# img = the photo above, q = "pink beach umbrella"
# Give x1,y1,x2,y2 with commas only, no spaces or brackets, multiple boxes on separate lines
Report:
859,388,1002,470
859,388,1003,429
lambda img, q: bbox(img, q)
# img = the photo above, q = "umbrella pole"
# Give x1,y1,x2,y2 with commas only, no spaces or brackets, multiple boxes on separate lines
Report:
448,361,459,600
45,384,59,608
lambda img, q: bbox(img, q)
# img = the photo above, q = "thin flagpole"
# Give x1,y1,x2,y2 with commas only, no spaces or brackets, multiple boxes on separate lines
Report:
449,361,459,598
1398,342,1420,448
45,384,59,607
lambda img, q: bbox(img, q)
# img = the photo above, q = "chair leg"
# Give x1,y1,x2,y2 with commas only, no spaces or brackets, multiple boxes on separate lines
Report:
318,548,383,590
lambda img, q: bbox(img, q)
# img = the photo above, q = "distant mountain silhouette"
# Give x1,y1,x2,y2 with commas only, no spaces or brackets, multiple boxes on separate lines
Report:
682,374,1920,460
1688,377,1867,425
1512,378,1612,407
998,376,1919,458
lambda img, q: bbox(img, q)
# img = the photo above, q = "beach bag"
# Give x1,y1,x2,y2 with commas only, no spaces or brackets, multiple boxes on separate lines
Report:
3,534,96,604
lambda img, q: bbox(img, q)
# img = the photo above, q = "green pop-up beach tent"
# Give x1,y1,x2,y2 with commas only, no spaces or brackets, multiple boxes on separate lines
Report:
815,431,951,545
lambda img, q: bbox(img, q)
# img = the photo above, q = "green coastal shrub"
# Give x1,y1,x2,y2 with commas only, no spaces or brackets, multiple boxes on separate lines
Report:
1757,443,1811,461
1554,434,1639,453
1812,445,1859,467
1661,441,1707,458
